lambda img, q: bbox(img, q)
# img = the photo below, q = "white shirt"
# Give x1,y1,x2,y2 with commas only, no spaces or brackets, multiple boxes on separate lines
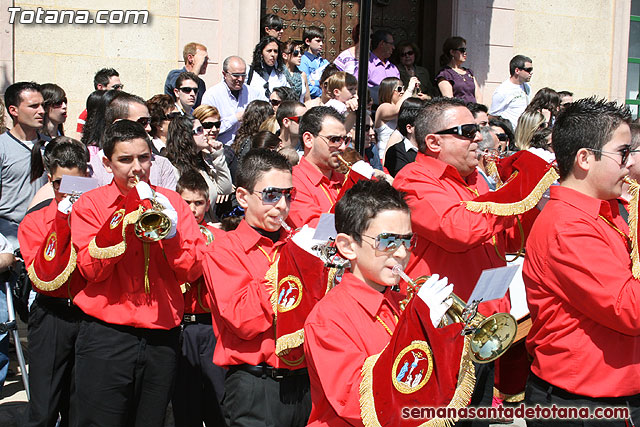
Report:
201,82,262,145
247,66,290,101
489,79,531,130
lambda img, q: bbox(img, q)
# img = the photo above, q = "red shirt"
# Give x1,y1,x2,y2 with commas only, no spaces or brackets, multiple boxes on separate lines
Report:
76,109,87,133
304,272,404,426
203,219,287,368
288,156,344,228
393,153,514,315
70,181,204,329
183,224,225,315
524,185,640,397
18,199,86,299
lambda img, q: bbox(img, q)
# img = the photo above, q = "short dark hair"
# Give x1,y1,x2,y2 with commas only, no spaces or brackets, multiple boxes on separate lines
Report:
4,81,41,109
397,98,425,138
552,97,631,180
371,29,392,51
102,119,151,160
94,68,119,89
335,179,410,244
303,25,324,44
272,86,297,102
558,90,574,98
105,91,147,125
43,136,89,174
261,13,283,34
299,106,345,138
236,148,292,193
176,168,209,199
276,100,305,127
175,71,199,91
466,102,488,118
488,116,515,149
146,94,175,138
251,131,281,150
509,55,532,76
528,127,552,150
414,97,467,153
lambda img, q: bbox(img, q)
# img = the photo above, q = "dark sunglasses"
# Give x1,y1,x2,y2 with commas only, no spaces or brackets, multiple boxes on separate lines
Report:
165,112,181,120
51,178,62,191
289,49,301,57
136,117,151,127
361,232,416,252
111,84,125,90
589,146,633,166
202,120,221,129
455,47,467,53
434,123,479,139
495,132,509,142
192,126,204,136
225,71,246,78
52,98,67,108
394,86,405,92
401,51,414,56
270,98,281,106
286,115,302,123
179,87,198,94
319,134,352,146
252,187,297,205
521,67,533,73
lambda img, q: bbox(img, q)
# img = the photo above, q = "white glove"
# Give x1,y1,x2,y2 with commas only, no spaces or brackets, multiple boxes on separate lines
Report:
417,274,454,328
57,195,73,215
136,180,154,201
154,192,178,239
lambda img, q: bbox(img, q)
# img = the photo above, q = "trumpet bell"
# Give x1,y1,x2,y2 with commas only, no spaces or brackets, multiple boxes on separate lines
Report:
135,209,171,242
469,312,517,363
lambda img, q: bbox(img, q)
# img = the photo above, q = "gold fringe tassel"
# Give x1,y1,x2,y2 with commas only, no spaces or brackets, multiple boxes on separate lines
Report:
493,387,525,403
143,242,151,294
275,329,305,356
88,208,141,259
359,337,476,427
463,168,559,216
628,178,640,279
27,246,78,292
266,261,279,316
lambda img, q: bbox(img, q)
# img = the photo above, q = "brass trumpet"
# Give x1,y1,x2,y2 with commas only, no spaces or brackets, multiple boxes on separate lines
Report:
392,266,517,364
199,225,215,244
133,177,172,242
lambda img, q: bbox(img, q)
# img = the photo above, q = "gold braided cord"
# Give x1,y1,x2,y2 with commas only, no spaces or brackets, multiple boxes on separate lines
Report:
629,178,640,279
276,328,305,356
463,167,559,216
360,337,476,427
493,387,525,403
266,261,279,316
143,242,151,294
27,245,77,292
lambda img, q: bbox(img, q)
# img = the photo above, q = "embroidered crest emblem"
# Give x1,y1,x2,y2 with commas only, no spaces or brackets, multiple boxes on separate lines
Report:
109,209,125,229
276,275,303,312
391,340,433,394
44,232,57,261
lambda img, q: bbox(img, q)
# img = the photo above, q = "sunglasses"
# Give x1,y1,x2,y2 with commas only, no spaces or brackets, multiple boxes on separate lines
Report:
179,87,198,94
589,146,633,166
289,49,301,57
225,71,246,79
395,86,405,93
51,178,62,191
164,112,181,120
286,115,302,123
434,123,479,139
318,134,352,146
495,132,509,142
111,84,125,90
401,51,414,56
521,67,533,73
252,187,297,205
202,120,221,129
455,47,467,53
192,126,204,136
361,232,416,252
270,98,281,106
51,98,67,108
136,117,151,127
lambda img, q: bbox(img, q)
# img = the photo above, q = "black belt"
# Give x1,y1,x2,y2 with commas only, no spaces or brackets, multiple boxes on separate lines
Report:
35,293,72,307
230,363,307,381
182,313,212,324
530,374,634,405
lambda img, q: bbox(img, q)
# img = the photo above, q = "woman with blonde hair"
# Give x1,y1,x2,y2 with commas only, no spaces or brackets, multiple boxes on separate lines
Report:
193,104,238,184
514,110,547,151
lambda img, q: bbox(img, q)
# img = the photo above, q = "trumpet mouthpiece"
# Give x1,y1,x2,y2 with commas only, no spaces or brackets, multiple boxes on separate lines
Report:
278,216,291,232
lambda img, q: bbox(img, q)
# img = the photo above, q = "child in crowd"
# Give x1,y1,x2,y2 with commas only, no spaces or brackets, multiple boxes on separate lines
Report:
324,71,359,131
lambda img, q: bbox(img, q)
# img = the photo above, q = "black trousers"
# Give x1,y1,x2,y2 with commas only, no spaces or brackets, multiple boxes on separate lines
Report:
222,368,311,427
171,321,226,427
455,361,495,427
525,374,633,427
23,296,82,427
73,315,179,427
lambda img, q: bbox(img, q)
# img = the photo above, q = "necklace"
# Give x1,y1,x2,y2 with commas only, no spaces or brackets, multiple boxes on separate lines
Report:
376,313,398,337
257,245,280,264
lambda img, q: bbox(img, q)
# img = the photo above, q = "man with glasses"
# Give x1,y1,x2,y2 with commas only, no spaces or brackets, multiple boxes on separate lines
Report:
489,54,533,130
368,30,401,104
202,149,311,426
288,106,349,228
164,42,209,109
172,71,199,115
276,100,307,155
523,98,640,426
202,56,262,145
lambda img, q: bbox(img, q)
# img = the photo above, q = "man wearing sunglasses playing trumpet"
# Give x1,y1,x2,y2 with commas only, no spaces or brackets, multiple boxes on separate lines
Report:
202,149,312,426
